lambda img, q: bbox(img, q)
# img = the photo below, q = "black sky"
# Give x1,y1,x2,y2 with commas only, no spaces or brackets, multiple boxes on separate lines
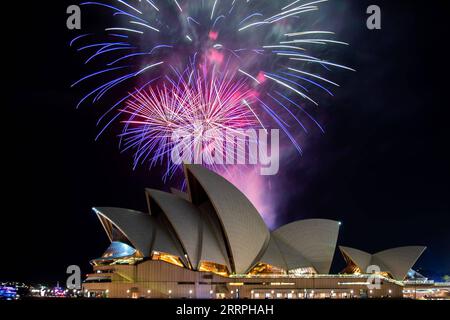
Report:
4,0,449,284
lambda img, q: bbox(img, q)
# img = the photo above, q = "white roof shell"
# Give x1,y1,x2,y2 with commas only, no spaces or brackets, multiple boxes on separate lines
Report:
184,164,270,274
92,165,424,278
272,219,340,274
339,246,426,280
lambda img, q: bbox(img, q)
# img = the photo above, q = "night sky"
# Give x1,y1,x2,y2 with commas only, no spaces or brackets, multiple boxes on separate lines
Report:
4,0,449,284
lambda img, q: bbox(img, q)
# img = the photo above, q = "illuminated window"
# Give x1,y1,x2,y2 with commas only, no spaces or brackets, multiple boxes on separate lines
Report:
151,251,184,268
199,261,229,277
92,241,143,266
101,241,136,258
288,267,317,276
248,263,285,275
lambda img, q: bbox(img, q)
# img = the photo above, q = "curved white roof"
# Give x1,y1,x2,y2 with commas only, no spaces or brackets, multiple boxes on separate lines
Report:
372,246,426,280
146,189,202,268
339,245,426,280
93,207,184,260
258,236,288,270
198,202,232,271
260,235,314,271
170,188,190,201
185,164,270,274
275,235,314,271
273,219,340,274
339,246,372,272
93,207,154,256
92,166,425,279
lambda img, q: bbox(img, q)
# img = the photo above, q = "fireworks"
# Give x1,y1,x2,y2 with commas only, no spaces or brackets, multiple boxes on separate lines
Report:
119,66,260,179
70,0,353,176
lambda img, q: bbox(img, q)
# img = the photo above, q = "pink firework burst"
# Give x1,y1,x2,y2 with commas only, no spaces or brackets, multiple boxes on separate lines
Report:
119,66,261,179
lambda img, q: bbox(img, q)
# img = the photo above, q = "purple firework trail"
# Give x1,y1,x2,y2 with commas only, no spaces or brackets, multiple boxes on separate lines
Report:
70,0,353,179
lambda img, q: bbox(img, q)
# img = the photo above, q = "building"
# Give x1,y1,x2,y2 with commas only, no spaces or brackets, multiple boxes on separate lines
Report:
402,270,450,300
83,164,425,299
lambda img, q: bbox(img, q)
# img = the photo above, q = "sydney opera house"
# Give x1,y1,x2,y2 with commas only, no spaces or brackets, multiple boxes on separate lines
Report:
83,164,426,299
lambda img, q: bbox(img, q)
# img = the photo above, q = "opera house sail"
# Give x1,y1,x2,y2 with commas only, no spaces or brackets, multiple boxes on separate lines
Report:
83,164,425,299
